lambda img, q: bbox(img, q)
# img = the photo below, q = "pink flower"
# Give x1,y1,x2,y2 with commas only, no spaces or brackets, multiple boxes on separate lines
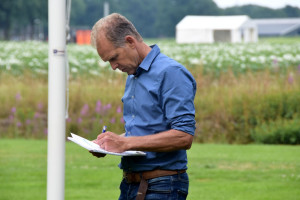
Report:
34,112,40,119
11,107,16,114
77,117,82,124
117,106,122,113
80,104,89,116
120,117,125,124
104,103,112,111
110,117,116,124
17,122,22,127
95,100,102,113
288,73,294,84
15,93,21,101
66,117,72,123
37,102,43,111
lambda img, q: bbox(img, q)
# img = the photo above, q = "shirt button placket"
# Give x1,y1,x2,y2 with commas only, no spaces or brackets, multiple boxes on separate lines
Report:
131,76,137,134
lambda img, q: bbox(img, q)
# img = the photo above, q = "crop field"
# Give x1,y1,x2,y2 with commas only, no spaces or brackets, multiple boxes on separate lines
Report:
0,38,300,143
1,38,300,76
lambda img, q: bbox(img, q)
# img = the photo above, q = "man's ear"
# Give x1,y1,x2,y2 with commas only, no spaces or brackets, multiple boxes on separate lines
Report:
125,35,136,48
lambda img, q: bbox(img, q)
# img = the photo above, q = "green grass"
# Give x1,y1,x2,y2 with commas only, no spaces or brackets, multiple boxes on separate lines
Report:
0,139,299,200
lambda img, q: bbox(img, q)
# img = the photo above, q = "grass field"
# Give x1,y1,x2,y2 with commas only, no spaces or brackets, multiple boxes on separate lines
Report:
0,139,299,200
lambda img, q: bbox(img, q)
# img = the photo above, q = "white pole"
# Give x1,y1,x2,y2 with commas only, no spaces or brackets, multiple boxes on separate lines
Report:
104,1,109,17
47,0,66,199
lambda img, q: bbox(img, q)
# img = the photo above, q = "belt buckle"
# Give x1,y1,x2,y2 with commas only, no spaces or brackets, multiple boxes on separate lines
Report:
123,172,130,183
124,172,141,183
124,172,134,183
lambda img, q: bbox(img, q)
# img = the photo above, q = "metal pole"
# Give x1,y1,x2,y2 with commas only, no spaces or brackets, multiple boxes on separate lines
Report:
104,1,109,17
47,0,66,199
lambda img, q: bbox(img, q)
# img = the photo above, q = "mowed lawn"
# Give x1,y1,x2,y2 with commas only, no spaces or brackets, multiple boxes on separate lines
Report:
0,139,299,200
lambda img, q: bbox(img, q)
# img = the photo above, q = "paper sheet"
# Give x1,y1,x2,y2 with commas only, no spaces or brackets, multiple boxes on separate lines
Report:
68,133,146,156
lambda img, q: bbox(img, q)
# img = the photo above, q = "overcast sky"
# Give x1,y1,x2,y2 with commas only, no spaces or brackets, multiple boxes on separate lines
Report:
213,0,300,9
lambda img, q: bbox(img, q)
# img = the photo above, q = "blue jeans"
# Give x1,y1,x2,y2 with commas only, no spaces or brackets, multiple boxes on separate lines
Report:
118,172,189,200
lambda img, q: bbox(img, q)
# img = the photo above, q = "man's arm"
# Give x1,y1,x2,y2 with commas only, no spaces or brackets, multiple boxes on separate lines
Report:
94,129,193,153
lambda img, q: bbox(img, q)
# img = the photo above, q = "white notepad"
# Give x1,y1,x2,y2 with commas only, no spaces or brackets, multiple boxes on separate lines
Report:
68,133,146,156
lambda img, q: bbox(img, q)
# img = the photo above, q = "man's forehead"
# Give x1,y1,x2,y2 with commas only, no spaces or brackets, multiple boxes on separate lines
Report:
96,35,116,61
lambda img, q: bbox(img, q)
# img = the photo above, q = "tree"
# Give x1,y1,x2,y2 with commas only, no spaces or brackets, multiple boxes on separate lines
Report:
283,6,300,17
154,0,220,37
1,0,300,40
0,0,22,40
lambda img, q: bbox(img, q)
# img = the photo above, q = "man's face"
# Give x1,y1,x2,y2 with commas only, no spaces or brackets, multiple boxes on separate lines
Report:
96,35,140,75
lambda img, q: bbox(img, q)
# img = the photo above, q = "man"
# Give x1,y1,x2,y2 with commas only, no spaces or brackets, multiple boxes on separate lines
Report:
90,13,196,200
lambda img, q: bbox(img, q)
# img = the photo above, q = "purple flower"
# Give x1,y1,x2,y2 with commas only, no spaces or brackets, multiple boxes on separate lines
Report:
80,104,89,116
117,106,122,113
17,122,22,127
11,107,16,114
104,103,112,111
15,93,21,101
77,117,82,124
34,112,40,119
120,117,125,124
37,102,43,111
44,128,48,135
95,100,102,113
66,117,72,123
110,117,116,124
288,73,294,84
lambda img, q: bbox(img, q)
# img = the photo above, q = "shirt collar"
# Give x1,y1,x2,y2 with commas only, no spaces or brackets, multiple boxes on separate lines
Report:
134,44,160,77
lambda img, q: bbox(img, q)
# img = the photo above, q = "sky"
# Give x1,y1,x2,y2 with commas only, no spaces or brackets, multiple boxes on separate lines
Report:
213,0,300,9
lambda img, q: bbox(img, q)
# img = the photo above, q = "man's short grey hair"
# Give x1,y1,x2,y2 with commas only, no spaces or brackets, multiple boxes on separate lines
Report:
91,13,143,48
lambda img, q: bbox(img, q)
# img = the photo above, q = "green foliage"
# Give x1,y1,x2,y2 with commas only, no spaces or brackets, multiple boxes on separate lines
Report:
194,69,300,144
251,118,300,144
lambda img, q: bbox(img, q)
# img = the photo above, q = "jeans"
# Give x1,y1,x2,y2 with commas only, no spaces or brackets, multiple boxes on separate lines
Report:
118,172,189,200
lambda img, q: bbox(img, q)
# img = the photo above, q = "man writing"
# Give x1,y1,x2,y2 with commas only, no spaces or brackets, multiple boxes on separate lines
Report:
90,13,196,200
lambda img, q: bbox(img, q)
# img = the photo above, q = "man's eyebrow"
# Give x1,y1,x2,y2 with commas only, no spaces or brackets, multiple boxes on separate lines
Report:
107,54,118,62
102,55,112,62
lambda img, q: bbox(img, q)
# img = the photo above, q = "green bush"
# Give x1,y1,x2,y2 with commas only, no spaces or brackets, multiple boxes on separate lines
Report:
251,118,300,144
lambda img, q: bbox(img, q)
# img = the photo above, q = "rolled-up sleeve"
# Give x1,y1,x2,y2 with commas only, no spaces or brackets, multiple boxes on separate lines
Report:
160,65,197,135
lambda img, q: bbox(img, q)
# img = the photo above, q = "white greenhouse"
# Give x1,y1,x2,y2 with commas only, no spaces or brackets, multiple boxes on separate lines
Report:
176,15,258,44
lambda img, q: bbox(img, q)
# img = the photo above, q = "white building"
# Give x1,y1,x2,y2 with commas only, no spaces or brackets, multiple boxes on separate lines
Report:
176,15,258,44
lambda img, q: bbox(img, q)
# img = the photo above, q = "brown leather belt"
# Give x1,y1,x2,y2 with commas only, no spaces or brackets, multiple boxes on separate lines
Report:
123,169,186,200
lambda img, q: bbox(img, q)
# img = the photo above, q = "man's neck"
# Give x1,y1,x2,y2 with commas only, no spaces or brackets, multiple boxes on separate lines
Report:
137,42,152,62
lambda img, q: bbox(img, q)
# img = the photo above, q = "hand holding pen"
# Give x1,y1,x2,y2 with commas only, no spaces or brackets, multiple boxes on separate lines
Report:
92,125,127,154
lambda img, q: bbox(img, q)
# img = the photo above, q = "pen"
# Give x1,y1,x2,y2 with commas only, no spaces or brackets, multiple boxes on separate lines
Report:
102,125,107,133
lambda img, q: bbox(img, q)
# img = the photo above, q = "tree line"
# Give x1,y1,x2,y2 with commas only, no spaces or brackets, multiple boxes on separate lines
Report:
1,0,300,40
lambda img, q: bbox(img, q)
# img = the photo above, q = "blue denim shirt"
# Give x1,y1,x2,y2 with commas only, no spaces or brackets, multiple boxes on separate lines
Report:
120,45,196,172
